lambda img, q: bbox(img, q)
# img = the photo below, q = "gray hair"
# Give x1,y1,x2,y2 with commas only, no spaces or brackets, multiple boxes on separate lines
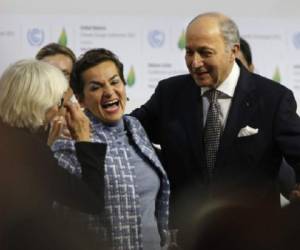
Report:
189,12,240,50
0,59,68,130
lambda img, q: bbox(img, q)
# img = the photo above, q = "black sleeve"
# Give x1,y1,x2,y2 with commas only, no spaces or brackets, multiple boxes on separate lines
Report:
75,141,106,208
275,89,300,182
131,81,162,144
0,123,107,216
278,159,296,197
45,142,107,214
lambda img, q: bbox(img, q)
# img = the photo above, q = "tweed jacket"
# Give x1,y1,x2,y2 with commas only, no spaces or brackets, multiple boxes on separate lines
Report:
52,112,170,250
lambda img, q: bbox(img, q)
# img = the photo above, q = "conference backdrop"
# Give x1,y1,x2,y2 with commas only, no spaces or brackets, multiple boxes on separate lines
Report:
1,14,300,113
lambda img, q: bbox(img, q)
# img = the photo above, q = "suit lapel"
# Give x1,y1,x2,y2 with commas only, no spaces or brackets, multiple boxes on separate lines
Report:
181,78,206,168
216,68,257,167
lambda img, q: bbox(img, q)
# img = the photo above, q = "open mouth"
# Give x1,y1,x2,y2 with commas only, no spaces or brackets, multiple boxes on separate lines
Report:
195,68,208,74
101,99,120,110
193,67,209,77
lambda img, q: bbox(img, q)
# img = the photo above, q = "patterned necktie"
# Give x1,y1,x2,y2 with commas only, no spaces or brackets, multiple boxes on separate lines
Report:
204,89,222,178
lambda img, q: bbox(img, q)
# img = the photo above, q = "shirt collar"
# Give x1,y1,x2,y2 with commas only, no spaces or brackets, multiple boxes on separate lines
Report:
201,61,240,97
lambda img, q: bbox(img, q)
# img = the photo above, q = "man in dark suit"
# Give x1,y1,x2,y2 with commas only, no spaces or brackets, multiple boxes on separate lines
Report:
131,12,300,236
237,37,297,201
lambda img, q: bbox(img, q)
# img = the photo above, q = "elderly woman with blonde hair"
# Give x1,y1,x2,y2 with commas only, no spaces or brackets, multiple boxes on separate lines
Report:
0,59,108,249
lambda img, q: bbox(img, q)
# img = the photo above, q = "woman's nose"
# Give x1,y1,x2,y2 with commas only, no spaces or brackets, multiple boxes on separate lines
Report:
103,85,114,97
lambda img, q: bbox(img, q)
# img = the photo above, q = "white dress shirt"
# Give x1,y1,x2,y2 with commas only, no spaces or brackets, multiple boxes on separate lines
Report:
201,61,241,129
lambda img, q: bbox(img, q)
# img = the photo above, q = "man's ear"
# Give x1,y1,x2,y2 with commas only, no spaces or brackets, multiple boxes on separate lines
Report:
228,43,240,63
232,43,240,58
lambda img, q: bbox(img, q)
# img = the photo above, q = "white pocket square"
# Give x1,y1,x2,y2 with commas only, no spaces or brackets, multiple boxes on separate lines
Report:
237,126,259,137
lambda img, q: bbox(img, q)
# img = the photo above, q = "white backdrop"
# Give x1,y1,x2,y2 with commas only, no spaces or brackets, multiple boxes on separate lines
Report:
1,0,300,113
1,0,299,18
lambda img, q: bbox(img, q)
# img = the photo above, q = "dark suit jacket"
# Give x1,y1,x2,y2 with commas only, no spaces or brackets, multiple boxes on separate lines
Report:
132,64,300,228
0,121,107,250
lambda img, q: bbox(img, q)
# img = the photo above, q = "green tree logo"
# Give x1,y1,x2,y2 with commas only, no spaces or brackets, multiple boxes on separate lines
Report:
126,66,136,87
272,66,281,83
58,28,68,46
178,30,186,50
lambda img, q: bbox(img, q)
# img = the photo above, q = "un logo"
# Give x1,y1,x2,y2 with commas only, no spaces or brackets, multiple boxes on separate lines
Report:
27,28,45,46
148,30,165,48
293,32,300,49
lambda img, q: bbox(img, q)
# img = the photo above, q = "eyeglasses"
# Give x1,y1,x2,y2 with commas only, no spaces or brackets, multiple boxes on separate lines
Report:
62,70,71,81
58,97,64,110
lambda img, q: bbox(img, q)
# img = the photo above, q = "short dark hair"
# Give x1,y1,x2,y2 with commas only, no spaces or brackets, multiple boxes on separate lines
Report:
71,48,125,99
36,43,76,64
239,37,253,66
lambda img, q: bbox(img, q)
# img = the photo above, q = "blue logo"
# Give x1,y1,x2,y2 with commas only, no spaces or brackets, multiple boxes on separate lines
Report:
293,32,300,49
27,28,45,46
148,30,165,48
